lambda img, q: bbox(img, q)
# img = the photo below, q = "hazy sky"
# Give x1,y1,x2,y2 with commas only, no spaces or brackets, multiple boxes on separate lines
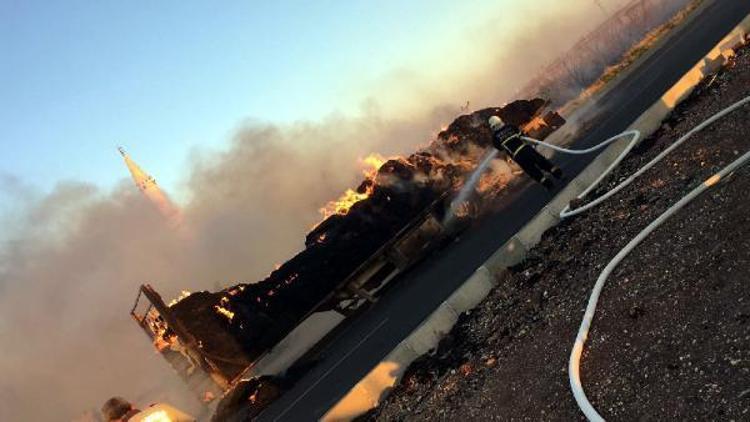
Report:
0,0,533,201
0,0,633,209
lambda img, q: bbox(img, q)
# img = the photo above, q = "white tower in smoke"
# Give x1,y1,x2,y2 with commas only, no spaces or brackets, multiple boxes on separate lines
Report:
118,146,183,227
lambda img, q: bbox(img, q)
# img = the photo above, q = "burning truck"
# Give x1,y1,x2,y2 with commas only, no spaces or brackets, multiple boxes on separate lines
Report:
129,99,565,416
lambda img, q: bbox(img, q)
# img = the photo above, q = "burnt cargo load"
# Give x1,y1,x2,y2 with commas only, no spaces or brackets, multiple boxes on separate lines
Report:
133,99,565,395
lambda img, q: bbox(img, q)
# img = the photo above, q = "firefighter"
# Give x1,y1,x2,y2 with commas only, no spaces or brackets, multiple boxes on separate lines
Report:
488,115,563,190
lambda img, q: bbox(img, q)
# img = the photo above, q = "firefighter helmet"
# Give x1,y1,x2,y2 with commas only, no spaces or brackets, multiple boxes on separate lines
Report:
488,115,504,131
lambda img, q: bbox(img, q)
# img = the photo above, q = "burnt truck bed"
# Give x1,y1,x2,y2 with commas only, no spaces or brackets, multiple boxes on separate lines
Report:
314,192,457,315
129,99,565,407
130,193,464,401
130,285,250,394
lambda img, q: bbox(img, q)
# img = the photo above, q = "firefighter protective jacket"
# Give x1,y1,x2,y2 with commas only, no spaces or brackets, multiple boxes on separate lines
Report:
492,124,525,157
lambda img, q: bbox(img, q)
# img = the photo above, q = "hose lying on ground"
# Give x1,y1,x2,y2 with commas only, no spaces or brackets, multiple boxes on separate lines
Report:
521,95,750,421
523,96,750,218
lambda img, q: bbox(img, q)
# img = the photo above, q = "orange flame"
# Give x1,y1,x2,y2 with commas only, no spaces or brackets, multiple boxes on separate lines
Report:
214,305,235,321
168,290,191,307
318,187,373,219
318,153,388,219
359,153,387,179
315,232,328,243
521,116,547,132
153,336,172,352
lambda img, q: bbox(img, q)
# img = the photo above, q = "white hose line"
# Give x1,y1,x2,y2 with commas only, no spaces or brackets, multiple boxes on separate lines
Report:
569,149,750,421
521,95,750,421
522,131,640,218
523,95,750,219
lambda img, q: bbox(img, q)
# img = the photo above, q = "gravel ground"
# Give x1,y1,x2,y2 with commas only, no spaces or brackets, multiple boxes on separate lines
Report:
363,42,750,421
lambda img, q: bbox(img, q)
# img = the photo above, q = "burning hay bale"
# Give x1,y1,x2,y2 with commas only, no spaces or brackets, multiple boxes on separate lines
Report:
168,98,563,359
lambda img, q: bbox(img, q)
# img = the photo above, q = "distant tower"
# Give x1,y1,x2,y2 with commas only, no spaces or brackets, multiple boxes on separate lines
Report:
119,146,182,226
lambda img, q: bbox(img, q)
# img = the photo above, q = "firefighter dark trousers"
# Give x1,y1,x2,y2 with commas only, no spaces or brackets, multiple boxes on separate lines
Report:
511,145,556,184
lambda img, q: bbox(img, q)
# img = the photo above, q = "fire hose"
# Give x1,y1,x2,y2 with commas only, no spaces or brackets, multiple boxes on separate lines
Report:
517,94,750,421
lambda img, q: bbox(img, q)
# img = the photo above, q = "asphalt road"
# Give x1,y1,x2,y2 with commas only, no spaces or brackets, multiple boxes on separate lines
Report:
256,2,750,420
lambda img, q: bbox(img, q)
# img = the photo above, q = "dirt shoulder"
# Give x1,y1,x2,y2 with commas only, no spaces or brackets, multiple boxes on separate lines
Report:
363,43,750,421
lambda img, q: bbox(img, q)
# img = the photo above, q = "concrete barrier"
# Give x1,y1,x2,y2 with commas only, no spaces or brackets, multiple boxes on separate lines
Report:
405,302,459,356
484,236,526,275
322,15,750,421
515,208,559,249
247,311,345,377
445,266,496,312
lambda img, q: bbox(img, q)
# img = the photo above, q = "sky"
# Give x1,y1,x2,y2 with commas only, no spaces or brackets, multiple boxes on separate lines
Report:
0,0,531,204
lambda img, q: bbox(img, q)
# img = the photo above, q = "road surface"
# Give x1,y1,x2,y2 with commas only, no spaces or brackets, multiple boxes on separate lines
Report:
256,2,750,420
